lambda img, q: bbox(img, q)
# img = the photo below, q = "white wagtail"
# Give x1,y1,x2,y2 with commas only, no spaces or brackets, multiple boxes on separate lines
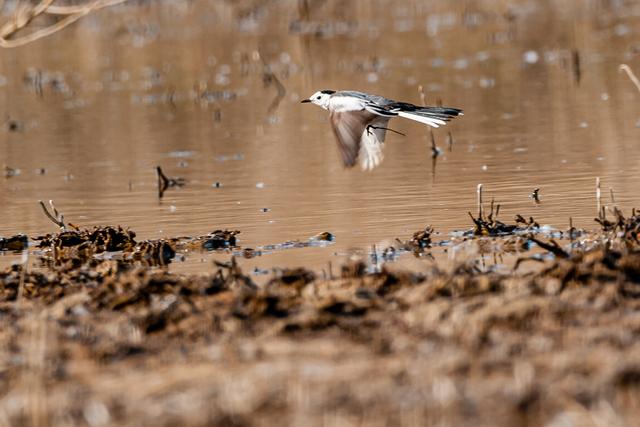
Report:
301,90,462,170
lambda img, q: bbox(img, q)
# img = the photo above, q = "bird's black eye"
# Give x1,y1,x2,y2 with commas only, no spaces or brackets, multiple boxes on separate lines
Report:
317,96,321,99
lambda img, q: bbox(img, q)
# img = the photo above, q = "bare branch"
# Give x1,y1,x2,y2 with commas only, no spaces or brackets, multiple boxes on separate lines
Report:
0,0,127,48
620,64,640,93
38,199,65,230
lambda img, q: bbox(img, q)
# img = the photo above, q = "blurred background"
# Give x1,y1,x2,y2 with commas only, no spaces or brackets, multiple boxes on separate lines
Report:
0,0,639,270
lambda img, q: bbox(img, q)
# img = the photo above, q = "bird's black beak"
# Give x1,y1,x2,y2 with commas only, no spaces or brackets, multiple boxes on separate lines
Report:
300,99,311,103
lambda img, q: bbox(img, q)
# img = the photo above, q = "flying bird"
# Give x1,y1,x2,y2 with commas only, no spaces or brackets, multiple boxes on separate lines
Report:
301,90,462,170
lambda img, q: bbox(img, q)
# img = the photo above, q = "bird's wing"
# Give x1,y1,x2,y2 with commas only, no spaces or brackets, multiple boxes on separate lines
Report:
364,102,398,117
332,91,397,117
329,109,376,167
358,116,389,171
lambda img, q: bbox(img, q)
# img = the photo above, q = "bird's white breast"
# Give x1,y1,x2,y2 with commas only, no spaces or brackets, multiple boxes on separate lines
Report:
328,95,366,113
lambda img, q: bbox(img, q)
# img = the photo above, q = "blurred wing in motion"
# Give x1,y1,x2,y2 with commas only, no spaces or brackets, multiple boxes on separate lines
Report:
358,117,389,171
330,110,374,168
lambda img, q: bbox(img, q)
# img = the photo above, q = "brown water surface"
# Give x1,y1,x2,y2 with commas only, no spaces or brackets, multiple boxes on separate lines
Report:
1,0,640,273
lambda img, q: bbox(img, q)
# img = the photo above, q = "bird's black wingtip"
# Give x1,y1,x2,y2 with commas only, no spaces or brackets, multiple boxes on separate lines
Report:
445,107,463,116
434,107,464,117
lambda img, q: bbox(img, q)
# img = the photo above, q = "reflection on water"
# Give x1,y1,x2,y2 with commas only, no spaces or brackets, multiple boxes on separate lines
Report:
1,0,640,272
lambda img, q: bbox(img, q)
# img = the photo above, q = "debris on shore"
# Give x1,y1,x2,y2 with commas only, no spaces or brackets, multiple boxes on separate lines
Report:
0,215,639,425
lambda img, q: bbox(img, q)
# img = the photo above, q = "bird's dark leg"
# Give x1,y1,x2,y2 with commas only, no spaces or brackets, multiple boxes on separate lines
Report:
366,125,406,138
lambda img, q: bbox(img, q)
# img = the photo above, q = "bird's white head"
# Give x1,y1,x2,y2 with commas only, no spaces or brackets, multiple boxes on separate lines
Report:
301,90,334,109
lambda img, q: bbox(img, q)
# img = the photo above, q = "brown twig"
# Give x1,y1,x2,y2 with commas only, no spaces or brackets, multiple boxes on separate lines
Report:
528,236,569,259
38,199,65,230
157,166,169,198
156,166,186,199
530,188,541,204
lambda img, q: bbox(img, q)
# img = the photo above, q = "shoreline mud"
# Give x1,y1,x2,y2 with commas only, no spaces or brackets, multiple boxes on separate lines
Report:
0,209,639,426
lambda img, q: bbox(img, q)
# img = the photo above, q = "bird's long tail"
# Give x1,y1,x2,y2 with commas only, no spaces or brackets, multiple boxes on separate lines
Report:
397,106,463,128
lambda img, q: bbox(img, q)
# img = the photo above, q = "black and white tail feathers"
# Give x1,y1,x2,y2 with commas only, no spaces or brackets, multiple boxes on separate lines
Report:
364,99,463,128
394,104,463,128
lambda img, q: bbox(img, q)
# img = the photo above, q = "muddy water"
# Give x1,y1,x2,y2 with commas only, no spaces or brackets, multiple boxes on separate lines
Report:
1,0,640,272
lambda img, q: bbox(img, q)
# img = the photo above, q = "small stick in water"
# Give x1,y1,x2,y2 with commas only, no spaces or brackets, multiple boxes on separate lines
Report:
156,166,186,199
418,85,427,107
447,131,453,152
39,199,66,230
572,49,581,84
477,184,484,220
610,188,615,204
430,130,441,158
529,236,569,259
530,188,541,204
569,217,575,241
596,177,601,217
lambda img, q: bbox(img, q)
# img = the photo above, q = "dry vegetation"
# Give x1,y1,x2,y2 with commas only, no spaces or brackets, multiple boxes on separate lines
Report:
0,0,127,48
0,210,639,426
